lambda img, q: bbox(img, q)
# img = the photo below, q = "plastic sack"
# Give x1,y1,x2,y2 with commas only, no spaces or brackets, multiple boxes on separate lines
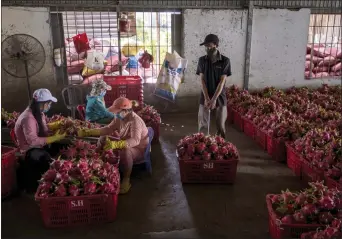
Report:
82,60,107,77
72,33,91,54
85,50,105,71
154,51,188,102
127,56,139,69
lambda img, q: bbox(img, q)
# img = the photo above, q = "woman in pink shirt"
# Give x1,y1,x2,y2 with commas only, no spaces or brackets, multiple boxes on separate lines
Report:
15,89,67,193
78,97,149,194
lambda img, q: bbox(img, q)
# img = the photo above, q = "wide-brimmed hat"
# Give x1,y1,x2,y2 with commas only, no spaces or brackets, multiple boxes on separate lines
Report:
108,97,132,113
90,79,112,96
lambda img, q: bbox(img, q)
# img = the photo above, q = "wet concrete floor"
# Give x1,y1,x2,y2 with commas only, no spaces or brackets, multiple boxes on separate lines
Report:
1,113,305,239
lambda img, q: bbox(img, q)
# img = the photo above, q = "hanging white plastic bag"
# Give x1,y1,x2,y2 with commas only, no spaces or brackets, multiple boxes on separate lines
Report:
154,51,188,102
85,50,105,71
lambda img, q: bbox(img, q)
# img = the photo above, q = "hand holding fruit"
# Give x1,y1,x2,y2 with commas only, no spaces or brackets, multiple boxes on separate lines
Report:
103,137,126,151
46,130,66,144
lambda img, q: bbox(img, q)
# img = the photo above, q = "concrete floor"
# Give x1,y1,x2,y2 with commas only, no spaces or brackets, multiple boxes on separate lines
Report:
1,113,305,239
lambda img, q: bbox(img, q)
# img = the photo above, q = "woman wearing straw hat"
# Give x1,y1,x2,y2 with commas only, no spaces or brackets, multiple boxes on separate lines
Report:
78,97,149,194
85,79,115,124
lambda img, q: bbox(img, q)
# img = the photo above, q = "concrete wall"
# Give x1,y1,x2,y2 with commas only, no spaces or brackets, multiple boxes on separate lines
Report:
248,8,341,90
183,9,248,91
1,7,60,113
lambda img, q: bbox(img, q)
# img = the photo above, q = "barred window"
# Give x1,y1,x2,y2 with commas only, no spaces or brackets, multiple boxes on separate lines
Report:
305,14,342,79
61,10,180,85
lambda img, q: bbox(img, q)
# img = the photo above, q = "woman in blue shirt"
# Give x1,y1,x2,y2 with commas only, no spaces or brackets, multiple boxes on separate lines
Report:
86,79,114,124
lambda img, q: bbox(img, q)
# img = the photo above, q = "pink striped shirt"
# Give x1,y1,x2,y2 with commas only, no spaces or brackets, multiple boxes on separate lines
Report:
99,112,149,151
14,108,48,152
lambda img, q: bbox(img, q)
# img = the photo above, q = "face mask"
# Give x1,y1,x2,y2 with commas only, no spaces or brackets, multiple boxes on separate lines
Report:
115,113,124,120
205,47,217,56
100,90,106,97
43,104,51,113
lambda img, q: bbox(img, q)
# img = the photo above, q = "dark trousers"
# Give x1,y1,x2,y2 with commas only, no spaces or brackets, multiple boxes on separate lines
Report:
198,104,227,139
16,143,67,193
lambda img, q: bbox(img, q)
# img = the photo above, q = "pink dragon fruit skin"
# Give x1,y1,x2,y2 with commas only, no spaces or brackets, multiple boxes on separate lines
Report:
68,185,80,196
100,183,115,194
42,169,57,182
50,160,62,170
84,182,97,195
54,184,67,197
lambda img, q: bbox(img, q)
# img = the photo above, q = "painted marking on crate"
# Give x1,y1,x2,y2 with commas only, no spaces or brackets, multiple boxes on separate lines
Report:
70,200,84,208
203,162,214,170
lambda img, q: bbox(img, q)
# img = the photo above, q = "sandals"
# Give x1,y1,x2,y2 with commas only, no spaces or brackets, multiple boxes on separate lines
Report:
119,181,131,194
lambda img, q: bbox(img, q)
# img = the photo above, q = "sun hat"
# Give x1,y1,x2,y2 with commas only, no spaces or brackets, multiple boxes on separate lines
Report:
90,78,112,96
108,97,132,113
33,89,57,102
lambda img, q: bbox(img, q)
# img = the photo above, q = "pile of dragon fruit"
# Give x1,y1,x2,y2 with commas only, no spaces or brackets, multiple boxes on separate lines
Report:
177,133,239,161
47,115,100,136
36,140,120,198
269,182,341,238
227,85,342,183
1,108,20,128
136,104,161,126
293,128,342,182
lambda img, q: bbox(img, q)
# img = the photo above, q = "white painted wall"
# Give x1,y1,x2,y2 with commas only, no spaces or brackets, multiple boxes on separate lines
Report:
183,9,248,96
1,7,55,111
248,8,340,90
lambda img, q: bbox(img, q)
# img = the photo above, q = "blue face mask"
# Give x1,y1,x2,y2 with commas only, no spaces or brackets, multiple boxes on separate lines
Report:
115,113,124,120
43,104,51,113
100,90,106,97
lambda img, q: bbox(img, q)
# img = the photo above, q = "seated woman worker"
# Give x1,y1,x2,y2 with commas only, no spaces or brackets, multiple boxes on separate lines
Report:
14,89,68,192
86,79,115,124
78,97,149,194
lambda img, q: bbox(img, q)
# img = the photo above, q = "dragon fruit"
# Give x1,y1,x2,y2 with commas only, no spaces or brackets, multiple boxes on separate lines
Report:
54,184,67,197
100,183,115,194
84,182,97,195
42,169,57,182
319,196,336,210
318,212,334,224
68,185,80,196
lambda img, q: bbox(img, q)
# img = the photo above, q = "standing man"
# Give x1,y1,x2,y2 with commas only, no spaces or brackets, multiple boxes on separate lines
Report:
196,34,231,139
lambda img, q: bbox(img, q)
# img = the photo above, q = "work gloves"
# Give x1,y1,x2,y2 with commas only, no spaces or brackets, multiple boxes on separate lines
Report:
46,130,66,144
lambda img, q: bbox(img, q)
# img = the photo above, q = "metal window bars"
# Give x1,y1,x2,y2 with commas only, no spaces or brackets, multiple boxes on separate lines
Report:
51,7,180,85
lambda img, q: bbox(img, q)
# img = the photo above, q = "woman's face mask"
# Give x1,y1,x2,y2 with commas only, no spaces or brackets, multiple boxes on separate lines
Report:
43,102,51,113
115,112,124,120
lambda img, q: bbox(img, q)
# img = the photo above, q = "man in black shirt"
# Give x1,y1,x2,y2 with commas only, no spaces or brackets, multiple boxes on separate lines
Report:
196,34,231,139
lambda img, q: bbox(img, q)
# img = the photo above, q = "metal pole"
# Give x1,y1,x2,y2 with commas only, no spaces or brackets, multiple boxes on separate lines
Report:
243,1,253,90
24,60,32,101
117,6,122,75
207,109,211,135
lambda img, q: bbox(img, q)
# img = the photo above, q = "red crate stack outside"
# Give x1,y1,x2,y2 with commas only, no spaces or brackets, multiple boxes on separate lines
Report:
35,193,118,228
1,146,17,198
103,75,143,108
266,195,322,239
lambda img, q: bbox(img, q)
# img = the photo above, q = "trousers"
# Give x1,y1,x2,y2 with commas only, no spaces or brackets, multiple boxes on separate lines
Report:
16,143,68,193
198,104,227,139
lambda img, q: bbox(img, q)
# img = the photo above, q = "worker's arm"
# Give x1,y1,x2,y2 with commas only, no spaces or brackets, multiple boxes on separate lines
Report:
77,119,119,137
196,58,210,106
211,75,227,103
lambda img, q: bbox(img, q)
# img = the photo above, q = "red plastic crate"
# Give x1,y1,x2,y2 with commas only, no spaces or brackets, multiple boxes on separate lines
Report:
266,195,322,239
179,158,238,184
286,143,302,177
255,127,267,150
266,134,286,162
35,193,118,228
103,75,143,107
324,174,342,191
1,146,17,198
232,109,244,131
301,159,324,184
226,104,233,124
243,117,255,139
